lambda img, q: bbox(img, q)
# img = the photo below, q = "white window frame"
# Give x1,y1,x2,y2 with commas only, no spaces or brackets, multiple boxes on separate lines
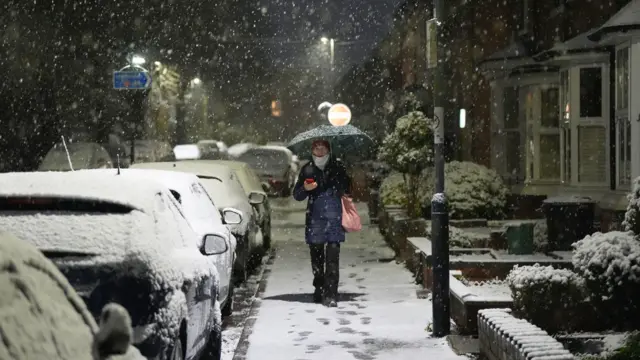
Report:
523,84,562,183
615,44,631,188
492,74,559,186
561,64,610,187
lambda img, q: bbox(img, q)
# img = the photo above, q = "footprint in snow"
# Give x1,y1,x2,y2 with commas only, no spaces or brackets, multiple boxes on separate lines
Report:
360,317,372,325
338,318,351,325
316,318,330,325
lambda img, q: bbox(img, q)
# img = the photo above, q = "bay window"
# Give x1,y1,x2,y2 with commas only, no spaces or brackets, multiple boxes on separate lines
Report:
503,86,523,184
523,85,561,182
560,65,610,186
616,46,631,187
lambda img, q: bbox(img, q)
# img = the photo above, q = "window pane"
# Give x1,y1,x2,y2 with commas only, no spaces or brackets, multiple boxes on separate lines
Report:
579,67,602,118
578,126,607,183
541,88,559,127
562,128,571,182
506,131,521,179
561,71,570,122
618,119,626,184
616,47,629,110
540,134,561,180
504,87,519,129
624,119,632,185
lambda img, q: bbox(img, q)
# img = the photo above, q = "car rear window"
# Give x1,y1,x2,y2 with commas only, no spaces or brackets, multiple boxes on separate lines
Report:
0,197,134,213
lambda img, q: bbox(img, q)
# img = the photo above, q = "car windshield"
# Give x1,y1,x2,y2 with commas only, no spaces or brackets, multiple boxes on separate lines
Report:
238,149,289,171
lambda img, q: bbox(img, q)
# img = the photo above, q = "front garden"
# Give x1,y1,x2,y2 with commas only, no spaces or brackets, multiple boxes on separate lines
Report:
369,101,640,359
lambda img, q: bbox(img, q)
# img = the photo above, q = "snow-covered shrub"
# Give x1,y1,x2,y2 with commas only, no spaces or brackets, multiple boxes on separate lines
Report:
379,172,411,209
378,110,435,218
533,221,548,251
573,231,640,329
506,264,588,333
623,176,640,236
420,161,509,219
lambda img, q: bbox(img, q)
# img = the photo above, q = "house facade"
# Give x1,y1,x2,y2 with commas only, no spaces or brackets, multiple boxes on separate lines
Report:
474,0,635,227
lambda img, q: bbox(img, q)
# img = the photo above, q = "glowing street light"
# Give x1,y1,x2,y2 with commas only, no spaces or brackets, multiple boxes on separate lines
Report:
131,55,146,65
191,77,202,85
321,37,329,44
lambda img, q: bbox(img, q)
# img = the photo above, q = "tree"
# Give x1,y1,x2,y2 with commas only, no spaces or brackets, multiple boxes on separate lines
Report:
378,95,434,218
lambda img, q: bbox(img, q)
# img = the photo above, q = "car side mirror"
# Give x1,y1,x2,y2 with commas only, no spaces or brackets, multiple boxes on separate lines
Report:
201,233,229,255
222,208,243,225
248,191,266,205
261,182,270,192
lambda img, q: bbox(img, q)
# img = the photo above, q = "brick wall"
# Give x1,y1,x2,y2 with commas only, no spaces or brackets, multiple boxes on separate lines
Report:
478,308,574,360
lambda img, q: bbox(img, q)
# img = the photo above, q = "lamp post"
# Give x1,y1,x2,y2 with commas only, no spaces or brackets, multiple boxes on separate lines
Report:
320,37,336,100
430,0,451,337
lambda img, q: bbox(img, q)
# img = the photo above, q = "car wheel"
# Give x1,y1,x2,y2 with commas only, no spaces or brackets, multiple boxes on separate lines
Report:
222,280,234,317
203,326,223,360
164,336,184,360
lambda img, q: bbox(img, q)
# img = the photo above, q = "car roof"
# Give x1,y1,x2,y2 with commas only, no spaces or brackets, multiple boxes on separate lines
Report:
0,169,170,212
253,145,293,155
131,161,234,179
208,160,248,170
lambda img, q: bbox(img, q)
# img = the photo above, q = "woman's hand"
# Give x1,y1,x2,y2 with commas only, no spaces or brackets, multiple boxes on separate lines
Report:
303,181,318,191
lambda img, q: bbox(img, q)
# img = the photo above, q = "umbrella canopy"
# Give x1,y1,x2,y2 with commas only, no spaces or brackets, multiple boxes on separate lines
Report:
287,124,375,160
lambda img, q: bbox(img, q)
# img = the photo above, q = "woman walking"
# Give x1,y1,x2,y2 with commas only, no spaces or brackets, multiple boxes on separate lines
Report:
293,139,351,307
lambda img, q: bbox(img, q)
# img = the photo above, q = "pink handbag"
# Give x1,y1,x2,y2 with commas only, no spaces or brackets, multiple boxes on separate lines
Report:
341,196,362,232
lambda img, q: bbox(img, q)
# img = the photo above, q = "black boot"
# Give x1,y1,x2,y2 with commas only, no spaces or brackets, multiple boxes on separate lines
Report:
323,243,340,308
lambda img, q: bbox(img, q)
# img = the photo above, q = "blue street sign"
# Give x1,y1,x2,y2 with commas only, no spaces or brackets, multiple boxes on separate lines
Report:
113,71,152,90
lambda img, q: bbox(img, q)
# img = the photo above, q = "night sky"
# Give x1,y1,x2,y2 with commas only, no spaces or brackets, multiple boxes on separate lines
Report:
262,0,403,80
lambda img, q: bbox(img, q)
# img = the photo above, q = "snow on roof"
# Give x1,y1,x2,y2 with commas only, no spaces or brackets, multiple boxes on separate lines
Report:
254,145,293,156
0,170,167,212
131,161,234,180
591,0,640,39
0,231,98,360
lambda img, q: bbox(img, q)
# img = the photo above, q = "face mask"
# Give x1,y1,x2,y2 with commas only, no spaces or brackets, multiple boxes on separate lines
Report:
313,154,329,170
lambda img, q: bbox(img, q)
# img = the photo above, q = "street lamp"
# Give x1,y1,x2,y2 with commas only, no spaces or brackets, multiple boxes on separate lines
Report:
191,77,202,85
321,37,329,44
131,55,146,66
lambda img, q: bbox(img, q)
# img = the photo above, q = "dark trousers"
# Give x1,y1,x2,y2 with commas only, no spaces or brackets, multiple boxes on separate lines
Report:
309,243,340,300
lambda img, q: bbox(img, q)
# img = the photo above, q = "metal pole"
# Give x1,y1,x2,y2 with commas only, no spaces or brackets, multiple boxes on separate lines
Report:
431,0,450,337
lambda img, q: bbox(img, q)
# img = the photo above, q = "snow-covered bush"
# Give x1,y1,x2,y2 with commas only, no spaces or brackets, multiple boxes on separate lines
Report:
380,161,509,220
533,221,548,251
506,264,588,333
379,172,412,211
573,231,640,329
623,176,640,236
378,109,435,218
420,161,509,219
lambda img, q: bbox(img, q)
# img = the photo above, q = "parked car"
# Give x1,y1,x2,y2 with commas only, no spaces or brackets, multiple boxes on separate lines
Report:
131,161,266,281
39,142,113,171
210,160,273,249
0,170,226,360
124,168,240,316
226,142,257,159
0,231,146,360
125,140,175,164
174,144,202,160
197,140,228,160
237,145,297,197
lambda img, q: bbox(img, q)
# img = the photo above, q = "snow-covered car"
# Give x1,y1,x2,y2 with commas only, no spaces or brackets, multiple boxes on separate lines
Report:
237,145,297,197
197,140,228,160
131,160,265,281
124,167,241,316
39,142,113,171
226,142,257,159
210,160,273,249
0,231,145,360
0,170,226,360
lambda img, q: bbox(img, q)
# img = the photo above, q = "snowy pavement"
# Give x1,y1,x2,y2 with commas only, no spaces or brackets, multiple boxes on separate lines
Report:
235,201,467,360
